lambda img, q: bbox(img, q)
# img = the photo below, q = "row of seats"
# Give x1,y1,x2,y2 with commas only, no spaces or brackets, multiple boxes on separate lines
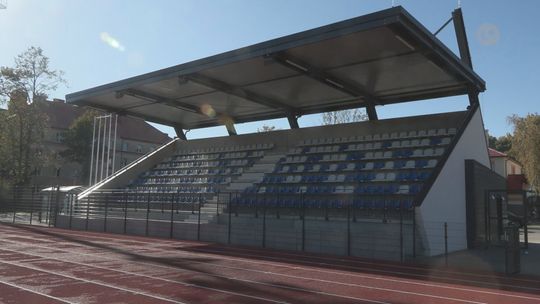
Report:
263,171,430,184
246,183,422,195
156,159,255,169
232,196,415,210
144,167,244,177
275,159,437,173
282,148,443,164
126,194,206,204
299,128,456,146
130,185,216,193
294,137,451,155
136,176,232,185
169,150,265,161
177,143,274,155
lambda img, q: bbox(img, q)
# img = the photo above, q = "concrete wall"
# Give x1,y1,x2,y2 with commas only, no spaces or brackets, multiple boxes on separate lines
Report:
490,157,507,177
56,213,415,261
417,107,491,256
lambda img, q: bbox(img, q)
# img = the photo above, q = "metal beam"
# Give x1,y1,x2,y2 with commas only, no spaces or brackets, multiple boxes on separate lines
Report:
268,53,379,120
452,8,473,69
287,114,299,129
174,127,187,140
468,89,480,107
120,88,238,123
121,89,200,114
83,101,183,128
225,123,237,136
452,8,478,106
181,74,297,113
434,16,453,36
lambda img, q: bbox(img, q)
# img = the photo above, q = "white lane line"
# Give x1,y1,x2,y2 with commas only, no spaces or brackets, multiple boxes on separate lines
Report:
3,230,539,298
196,244,540,284
3,236,539,303
1,243,491,304
0,260,187,304
0,251,289,304
4,227,540,300
188,247,540,291
0,280,74,304
0,247,388,304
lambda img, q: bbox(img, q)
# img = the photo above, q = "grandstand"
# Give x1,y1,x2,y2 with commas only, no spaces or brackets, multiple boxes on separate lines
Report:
62,6,496,260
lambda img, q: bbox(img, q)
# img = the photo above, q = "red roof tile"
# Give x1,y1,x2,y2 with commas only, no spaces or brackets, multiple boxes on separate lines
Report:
488,148,507,158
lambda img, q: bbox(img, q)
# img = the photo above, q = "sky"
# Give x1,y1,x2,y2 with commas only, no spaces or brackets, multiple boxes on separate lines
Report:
1,0,539,139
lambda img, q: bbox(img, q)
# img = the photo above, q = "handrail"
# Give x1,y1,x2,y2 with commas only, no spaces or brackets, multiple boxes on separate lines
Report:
78,138,179,200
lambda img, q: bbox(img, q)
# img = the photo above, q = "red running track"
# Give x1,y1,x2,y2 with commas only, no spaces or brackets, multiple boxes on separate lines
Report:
0,223,539,304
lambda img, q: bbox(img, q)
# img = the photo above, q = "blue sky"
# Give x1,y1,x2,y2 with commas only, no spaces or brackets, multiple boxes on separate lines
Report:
1,0,538,139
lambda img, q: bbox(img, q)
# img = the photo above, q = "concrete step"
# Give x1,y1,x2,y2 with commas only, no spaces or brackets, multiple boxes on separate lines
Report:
225,151,286,195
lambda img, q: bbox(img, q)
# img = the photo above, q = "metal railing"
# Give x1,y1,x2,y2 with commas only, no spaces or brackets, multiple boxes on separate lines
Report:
0,186,474,265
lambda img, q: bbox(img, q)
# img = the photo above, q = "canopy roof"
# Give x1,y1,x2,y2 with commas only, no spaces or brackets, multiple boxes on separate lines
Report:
66,6,485,130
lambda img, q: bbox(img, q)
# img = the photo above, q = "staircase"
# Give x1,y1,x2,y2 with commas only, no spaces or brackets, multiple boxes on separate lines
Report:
184,198,220,223
184,152,285,223
227,153,284,192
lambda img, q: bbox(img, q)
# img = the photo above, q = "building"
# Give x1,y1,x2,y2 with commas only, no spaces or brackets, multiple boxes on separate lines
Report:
488,148,528,191
36,99,170,185
488,148,522,177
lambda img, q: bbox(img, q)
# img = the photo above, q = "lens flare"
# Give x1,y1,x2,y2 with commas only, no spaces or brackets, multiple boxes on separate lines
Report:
219,115,234,126
100,32,126,52
200,104,217,118
476,23,500,46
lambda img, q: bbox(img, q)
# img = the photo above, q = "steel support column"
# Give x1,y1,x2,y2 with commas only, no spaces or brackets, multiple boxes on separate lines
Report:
287,114,299,129
452,8,473,69
174,127,187,140
226,123,237,136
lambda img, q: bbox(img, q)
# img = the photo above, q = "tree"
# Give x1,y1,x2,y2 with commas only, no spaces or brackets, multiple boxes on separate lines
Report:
0,47,66,186
0,46,66,104
321,108,368,125
0,91,48,185
486,131,513,154
60,110,99,184
257,125,277,132
508,114,540,191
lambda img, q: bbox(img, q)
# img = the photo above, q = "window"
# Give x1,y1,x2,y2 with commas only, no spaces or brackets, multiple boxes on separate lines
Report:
136,145,142,153
122,142,128,151
56,132,65,143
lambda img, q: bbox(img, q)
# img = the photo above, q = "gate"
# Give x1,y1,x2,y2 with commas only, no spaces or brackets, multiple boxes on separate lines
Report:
504,225,520,274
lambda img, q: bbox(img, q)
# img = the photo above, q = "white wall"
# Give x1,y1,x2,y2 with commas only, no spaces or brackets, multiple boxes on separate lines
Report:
490,158,506,177
417,108,490,256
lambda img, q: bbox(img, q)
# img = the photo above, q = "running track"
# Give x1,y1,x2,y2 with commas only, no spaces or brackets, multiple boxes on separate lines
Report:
0,223,539,304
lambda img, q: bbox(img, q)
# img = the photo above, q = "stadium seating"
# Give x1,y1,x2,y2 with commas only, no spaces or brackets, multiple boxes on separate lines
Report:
128,143,274,201
120,112,459,211
233,128,456,210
